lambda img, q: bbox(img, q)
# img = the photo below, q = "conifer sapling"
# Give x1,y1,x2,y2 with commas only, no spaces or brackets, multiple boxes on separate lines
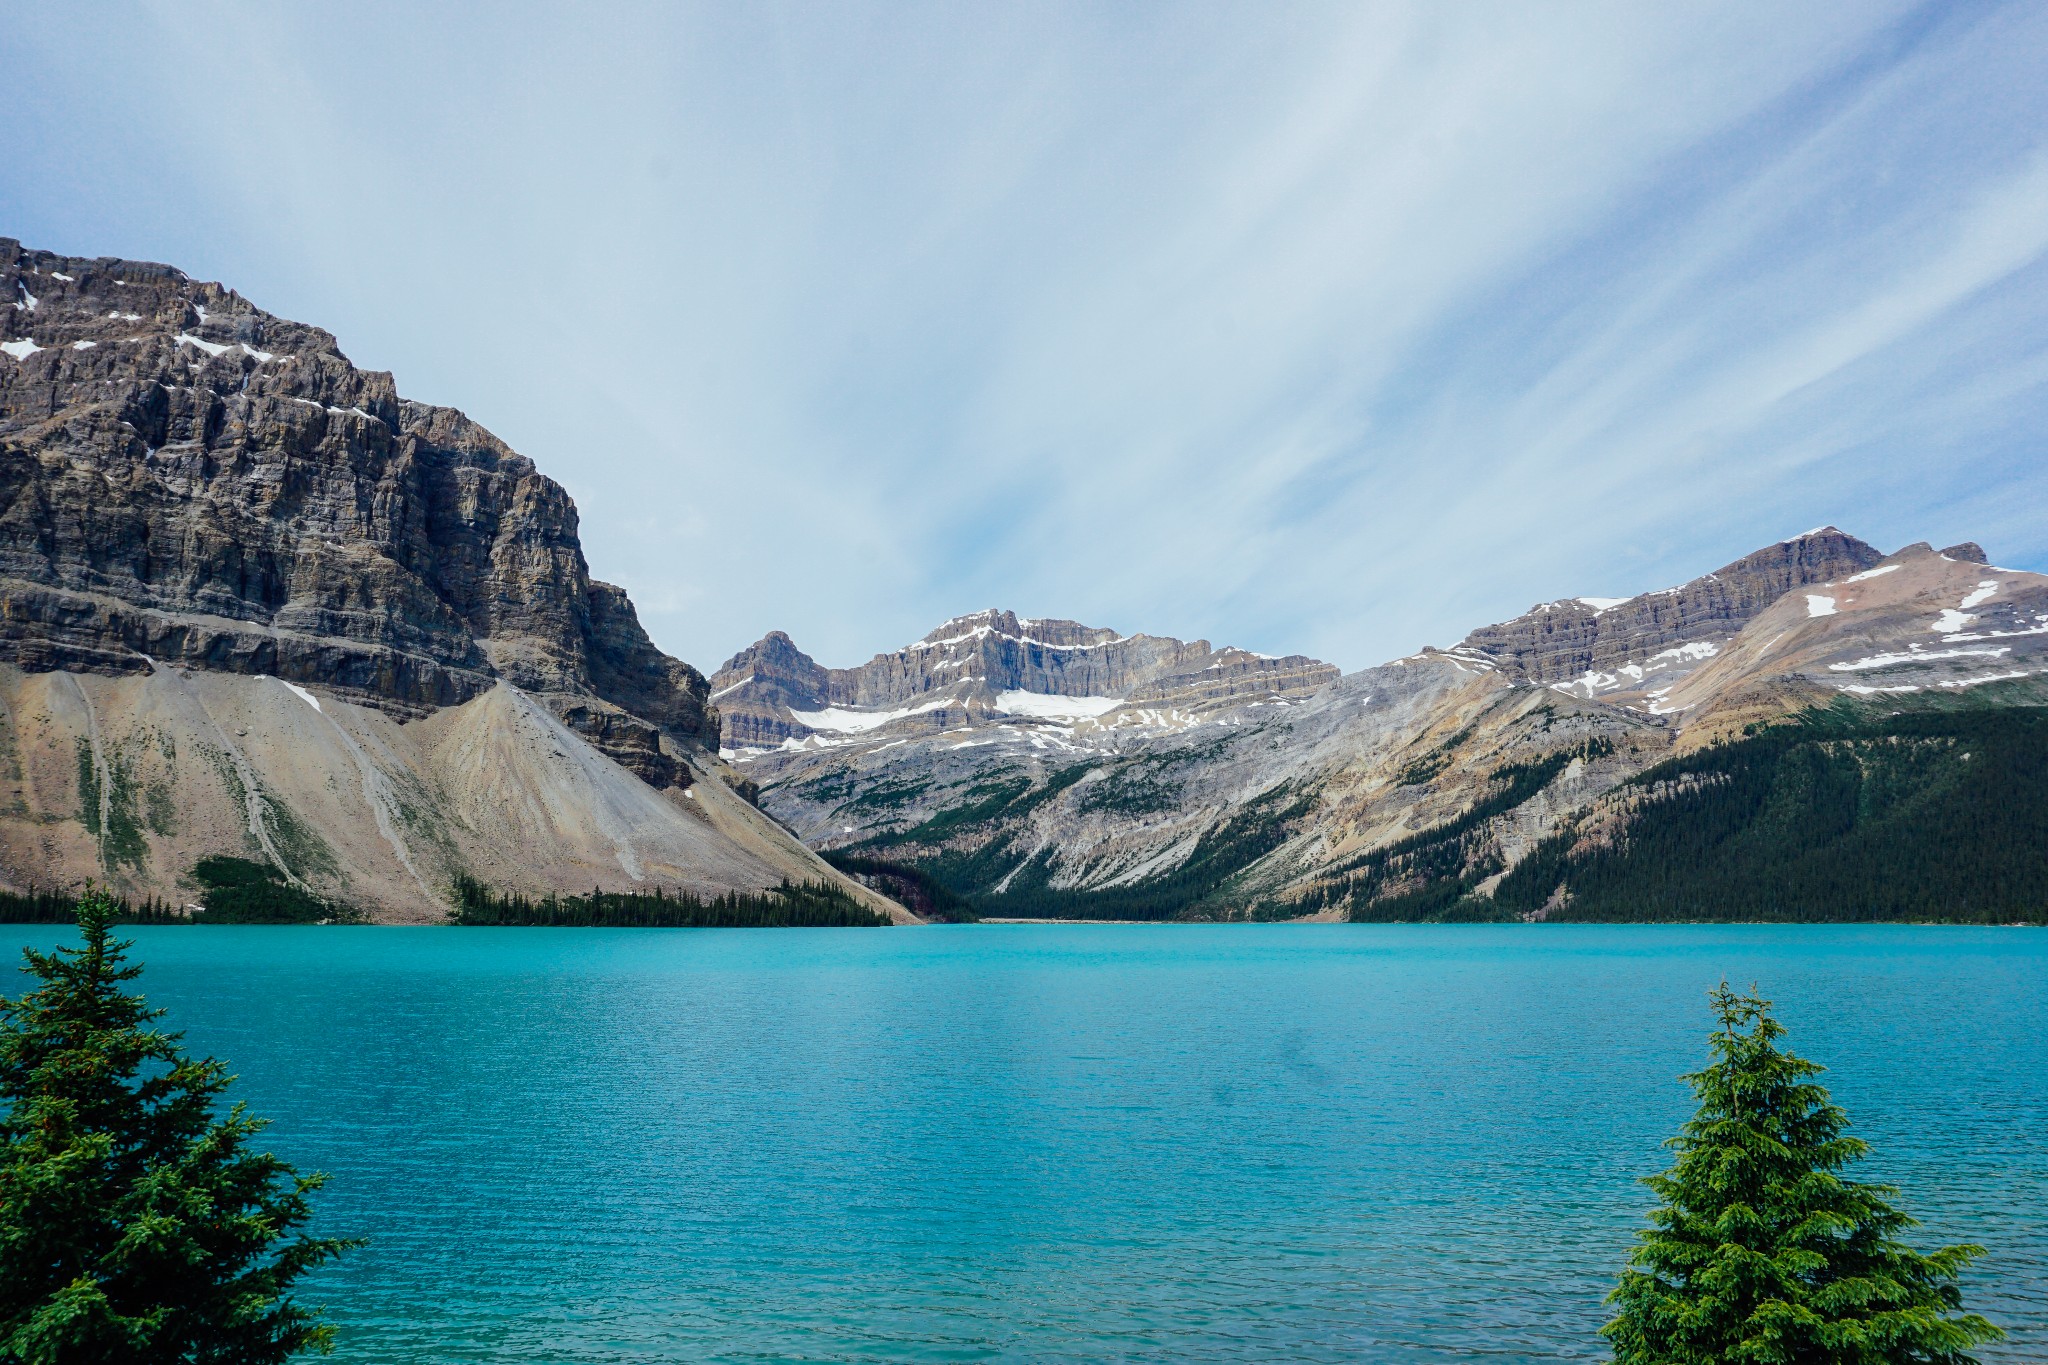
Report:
1605,983,2001,1364
0,888,357,1362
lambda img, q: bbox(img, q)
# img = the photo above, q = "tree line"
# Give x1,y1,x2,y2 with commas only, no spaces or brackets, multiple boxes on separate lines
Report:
449,874,889,927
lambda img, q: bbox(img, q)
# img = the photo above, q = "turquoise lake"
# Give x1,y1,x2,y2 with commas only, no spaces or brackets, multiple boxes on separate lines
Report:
7,923,2044,1362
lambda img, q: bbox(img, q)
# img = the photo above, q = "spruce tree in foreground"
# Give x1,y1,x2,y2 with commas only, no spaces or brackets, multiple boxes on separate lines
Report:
1606,984,2002,1364
0,889,356,1362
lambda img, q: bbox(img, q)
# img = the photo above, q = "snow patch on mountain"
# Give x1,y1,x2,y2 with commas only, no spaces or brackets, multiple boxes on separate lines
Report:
790,699,954,734
996,691,1124,720
1829,646,2010,672
1546,640,1723,699
277,679,323,712
174,333,230,358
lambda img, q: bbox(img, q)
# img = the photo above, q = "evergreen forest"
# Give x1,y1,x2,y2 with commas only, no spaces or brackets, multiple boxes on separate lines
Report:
0,857,351,925
1302,702,2048,923
1493,703,2048,923
449,875,890,927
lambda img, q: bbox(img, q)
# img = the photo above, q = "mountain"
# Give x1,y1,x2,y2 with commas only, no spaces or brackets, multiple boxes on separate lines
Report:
0,238,903,922
732,532,2048,923
9,237,2037,926
711,609,1338,751
1446,527,1885,702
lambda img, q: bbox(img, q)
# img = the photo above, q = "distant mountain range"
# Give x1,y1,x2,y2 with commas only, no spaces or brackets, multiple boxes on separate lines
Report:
5,237,2044,923
724,532,2048,923
711,610,1337,751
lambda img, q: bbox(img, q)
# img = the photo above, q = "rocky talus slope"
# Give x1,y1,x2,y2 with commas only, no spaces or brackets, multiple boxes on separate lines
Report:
736,532,2048,922
0,239,900,922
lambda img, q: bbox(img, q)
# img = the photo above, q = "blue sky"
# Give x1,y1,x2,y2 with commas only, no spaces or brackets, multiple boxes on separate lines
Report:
6,2,2047,672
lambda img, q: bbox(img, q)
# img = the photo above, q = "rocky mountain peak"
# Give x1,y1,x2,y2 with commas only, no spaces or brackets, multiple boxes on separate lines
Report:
0,238,715,782
711,631,832,747
917,608,1124,651
1452,527,1884,703
711,610,1339,754
0,239,899,922
734,521,2041,927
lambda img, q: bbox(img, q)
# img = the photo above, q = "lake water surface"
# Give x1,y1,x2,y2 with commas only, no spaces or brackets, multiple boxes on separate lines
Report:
9,924,2044,1362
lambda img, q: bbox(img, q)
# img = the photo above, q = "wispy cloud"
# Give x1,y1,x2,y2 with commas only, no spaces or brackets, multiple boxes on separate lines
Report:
4,1,2043,670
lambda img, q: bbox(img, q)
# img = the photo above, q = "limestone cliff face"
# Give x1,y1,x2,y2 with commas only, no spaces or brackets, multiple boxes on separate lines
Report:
1447,528,1884,701
709,608,1340,749
860,610,1211,704
0,239,714,782
1652,540,2048,741
713,631,832,748
1125,647,1342,708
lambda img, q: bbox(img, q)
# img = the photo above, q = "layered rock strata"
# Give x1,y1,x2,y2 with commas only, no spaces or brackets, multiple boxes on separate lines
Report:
711,608,1339,750
1445,527,1884,704
0,239,899,920
0,239,713,785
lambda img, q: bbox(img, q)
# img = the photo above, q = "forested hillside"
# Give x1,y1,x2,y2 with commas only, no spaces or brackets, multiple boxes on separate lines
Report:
1496,700,2048,923
1317,695,2048,924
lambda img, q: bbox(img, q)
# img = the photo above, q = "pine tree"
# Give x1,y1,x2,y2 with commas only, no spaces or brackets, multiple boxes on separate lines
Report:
0,888,357,1362
1605,984,2002,1364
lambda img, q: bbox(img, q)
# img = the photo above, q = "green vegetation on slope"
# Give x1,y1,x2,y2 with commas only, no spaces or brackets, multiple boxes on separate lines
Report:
1303,742,1606,923
1394,724,1478,787
1496,702,2048,923
821,852,977,922
190,855,357,924
450,875,889,927
75,735,163,873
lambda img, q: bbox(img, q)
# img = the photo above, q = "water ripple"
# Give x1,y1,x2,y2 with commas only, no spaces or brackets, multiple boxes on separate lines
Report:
7,923,2036,1363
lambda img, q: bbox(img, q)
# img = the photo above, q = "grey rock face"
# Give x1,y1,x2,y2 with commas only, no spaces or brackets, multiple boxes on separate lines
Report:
1450,528,1884,695
0,239,714,783
742,645,1658,922
713,630,834,748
